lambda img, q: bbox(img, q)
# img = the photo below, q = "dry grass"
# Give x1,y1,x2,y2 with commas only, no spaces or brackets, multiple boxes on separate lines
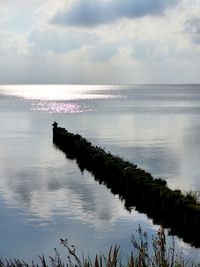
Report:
1,227,199,267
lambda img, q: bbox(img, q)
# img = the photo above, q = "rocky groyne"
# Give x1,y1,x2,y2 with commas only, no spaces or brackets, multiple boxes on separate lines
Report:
53,123,200,247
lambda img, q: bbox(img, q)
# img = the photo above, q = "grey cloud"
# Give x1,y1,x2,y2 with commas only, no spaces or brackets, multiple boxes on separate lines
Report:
185,18,200,44
29,29,118,61
51,0,177,27
29,30,98,54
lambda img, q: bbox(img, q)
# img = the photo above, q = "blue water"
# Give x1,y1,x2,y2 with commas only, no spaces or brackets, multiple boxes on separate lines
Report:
0,84,200,263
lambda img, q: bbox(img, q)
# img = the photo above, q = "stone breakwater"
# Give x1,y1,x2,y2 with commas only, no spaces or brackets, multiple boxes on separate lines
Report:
53,124,200,247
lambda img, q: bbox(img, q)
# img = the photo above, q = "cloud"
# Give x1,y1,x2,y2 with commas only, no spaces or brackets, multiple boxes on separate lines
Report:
132,41,166,60
185,18,200,44
88,42,118,61
0,0,200,84
51,0,178,27
0,29,30,55
29,30,98,54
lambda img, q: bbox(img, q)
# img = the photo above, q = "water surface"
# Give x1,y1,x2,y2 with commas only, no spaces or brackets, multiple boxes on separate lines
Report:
0,84,200,262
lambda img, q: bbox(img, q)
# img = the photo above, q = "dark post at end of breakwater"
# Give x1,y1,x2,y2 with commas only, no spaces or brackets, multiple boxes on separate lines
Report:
52,122,200,247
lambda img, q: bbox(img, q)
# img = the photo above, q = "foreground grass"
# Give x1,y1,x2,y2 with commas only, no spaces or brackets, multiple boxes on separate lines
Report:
1,227,200,267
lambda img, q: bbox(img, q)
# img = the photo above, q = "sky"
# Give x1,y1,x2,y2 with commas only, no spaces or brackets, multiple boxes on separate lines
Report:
0,0,200,84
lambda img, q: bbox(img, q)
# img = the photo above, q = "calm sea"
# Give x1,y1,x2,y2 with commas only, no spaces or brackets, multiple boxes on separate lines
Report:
0,84,200,262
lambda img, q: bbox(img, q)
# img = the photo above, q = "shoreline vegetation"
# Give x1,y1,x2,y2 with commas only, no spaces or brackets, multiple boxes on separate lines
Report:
1,226,200,266
52,123,200,247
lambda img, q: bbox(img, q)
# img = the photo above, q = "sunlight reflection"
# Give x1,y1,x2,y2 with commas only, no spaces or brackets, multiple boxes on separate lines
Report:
31,102,90,113
1,85,121,101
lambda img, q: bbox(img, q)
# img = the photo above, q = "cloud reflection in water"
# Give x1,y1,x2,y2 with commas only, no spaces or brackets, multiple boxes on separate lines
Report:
0,161,130,228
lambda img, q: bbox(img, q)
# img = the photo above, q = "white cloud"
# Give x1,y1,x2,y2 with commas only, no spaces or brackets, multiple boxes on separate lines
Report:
29,29,98,54
87,42,118,61
0,29,30,55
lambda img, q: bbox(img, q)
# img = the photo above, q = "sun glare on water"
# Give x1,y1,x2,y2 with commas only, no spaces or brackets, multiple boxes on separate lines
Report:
1,85,115,101
31,101,89,113
0,85,119,113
